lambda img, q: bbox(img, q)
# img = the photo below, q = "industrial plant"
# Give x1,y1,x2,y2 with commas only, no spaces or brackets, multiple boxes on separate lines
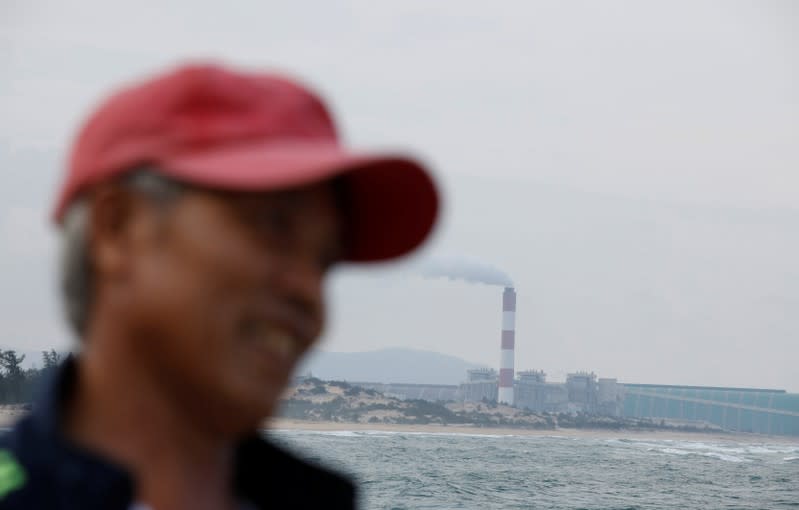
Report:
458,286,626,416
350,285,799,436
462,365,624,416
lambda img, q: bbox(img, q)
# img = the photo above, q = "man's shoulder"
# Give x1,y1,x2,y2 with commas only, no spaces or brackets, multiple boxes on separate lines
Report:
236,434,357,508
0,416,54,507
0,417,359,509
0,415,135,509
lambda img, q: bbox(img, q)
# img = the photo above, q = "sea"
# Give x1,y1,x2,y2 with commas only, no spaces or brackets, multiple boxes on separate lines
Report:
268,429,799,509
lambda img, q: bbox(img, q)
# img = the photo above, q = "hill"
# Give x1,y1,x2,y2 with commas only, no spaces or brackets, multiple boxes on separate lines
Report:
296,348,486,385
278,378,724,434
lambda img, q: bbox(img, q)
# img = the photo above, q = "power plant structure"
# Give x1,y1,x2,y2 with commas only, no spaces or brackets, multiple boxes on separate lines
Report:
498,287,516,405
462,368,499,403
455,285,625,414
456,282,799,434
330,277,799,437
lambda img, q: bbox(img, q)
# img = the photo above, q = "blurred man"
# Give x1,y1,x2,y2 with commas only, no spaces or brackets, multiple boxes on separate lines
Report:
0,64,438,509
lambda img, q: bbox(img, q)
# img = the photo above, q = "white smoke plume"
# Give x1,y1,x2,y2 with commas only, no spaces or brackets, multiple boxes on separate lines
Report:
419,255,513,287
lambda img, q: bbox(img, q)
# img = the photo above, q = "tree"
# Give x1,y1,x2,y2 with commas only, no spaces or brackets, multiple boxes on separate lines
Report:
0,350,26,403
1,350,25,375
41,349,63,371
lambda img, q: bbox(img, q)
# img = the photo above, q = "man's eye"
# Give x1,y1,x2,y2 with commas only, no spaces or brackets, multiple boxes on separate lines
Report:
266,208,292,236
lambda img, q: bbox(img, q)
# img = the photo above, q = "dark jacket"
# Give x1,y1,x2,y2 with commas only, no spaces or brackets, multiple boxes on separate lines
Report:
0,358,356,509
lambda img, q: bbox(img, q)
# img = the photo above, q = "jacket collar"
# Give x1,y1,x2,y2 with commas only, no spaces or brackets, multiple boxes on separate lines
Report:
26,355,134,508
24,356,283,507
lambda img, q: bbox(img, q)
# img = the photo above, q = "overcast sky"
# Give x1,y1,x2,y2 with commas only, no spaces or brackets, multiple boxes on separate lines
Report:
2,1,797,390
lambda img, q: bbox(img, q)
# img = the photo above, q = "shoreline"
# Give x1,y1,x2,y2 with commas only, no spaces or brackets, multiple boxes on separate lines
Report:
3,408,795,444
267,418,799,444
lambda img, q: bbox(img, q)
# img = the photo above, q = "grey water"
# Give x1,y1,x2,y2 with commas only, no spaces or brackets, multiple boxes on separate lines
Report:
268,430,799,509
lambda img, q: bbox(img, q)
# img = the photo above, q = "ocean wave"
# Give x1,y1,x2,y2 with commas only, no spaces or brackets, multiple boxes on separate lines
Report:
275,429,798,507
658,447,691,456
272,429,363,437
345,430,512,439
607,437,799,460
275,429,517,439
655,447,747,462
701,452,748,463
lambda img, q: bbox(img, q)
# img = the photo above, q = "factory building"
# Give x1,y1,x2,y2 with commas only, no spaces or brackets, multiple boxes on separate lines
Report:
514,370,548,411
511,370,622,415
621,384,799,436
460,368,498,403
597,378,624,417
517,370,546,384
353,382,460,402
542,383,570,411
566,372,599,414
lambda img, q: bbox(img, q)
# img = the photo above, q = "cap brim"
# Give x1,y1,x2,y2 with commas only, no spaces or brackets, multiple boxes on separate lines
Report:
158,140,439,262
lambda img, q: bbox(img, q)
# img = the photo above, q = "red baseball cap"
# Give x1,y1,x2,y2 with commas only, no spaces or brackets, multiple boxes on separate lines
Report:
53,63,438,262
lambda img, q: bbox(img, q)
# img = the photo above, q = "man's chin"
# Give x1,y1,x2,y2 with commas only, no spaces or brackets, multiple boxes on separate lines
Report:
192,388,280,437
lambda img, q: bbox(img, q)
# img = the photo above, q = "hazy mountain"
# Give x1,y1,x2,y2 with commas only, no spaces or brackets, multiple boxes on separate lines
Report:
297,348,487,385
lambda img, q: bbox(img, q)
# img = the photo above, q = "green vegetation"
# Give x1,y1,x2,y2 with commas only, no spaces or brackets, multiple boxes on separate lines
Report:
0,350,63,405
0,353,733,436
281,379,552,427
280,379,731,434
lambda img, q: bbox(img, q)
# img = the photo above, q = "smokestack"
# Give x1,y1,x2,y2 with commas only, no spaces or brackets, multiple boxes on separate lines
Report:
499,286,516,405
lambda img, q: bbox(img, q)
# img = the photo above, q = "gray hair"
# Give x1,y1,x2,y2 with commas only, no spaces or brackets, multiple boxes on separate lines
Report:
60,168,184,337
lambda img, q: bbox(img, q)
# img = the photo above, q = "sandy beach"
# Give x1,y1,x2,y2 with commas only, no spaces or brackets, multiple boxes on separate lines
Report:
267,418,799,444
2,408,795,444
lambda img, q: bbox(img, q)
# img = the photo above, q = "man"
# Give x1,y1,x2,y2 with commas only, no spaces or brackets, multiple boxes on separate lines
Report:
0,64,438,509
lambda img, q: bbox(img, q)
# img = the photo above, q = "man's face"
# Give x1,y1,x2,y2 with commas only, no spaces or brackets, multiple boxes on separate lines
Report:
115,180,343,432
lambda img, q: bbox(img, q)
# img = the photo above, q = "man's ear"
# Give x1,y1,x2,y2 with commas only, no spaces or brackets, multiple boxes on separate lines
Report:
87,185,148,280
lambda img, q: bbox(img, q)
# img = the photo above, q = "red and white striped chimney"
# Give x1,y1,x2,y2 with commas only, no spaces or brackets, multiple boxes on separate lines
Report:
499,286,516,405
